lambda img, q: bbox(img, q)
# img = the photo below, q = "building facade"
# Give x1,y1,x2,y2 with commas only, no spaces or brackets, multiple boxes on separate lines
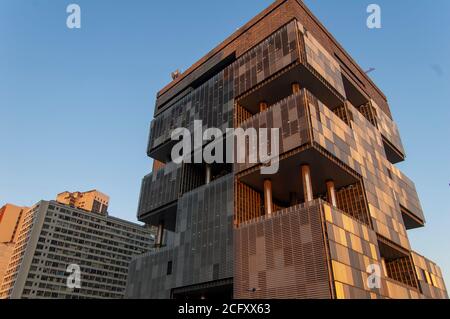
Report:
0,198,153,299
126,0,448,299
0,204,27,287
0,204,27,243
56,190,109,215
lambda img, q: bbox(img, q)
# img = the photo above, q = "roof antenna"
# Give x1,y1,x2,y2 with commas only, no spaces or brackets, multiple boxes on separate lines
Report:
171,69,181,80
365,67,376,74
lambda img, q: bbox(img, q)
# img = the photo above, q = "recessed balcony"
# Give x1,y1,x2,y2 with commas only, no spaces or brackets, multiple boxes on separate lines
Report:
235,88,354,175
236,62,345,121
377,236,419,290
235,145,371,226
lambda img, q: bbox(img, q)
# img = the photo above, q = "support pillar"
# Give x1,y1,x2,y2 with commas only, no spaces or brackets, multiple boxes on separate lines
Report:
301,165,313,202
156,222,164,247
292,82,301,94
381,258,388,276
326,180,337,207
205,164,212,185
263,179,273,216
259,101,268,113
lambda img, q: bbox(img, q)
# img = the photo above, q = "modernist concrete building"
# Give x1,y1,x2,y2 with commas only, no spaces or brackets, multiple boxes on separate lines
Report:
126,0,448,299
0,193,153,299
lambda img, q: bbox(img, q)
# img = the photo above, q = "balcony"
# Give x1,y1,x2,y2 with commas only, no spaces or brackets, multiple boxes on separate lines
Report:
235,91,312,174
234,87,355,173
236,152,369,220
377,236,419,290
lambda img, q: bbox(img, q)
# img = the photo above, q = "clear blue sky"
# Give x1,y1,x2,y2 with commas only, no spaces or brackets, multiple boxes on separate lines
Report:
1,1,449,287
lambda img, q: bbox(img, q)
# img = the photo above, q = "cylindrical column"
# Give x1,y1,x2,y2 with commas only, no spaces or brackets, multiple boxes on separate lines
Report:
205,164,212,185
301,165,313,202
292,83,301,94
326,180,337,207
381,258,388,276
156,222,164,247
259,101,268,113
263,179,273,216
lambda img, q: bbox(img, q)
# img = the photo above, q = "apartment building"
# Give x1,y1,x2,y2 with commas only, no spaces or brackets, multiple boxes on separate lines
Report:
0,204,28,287
56,190,109,215
125,0,447,299
0,194,153,299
